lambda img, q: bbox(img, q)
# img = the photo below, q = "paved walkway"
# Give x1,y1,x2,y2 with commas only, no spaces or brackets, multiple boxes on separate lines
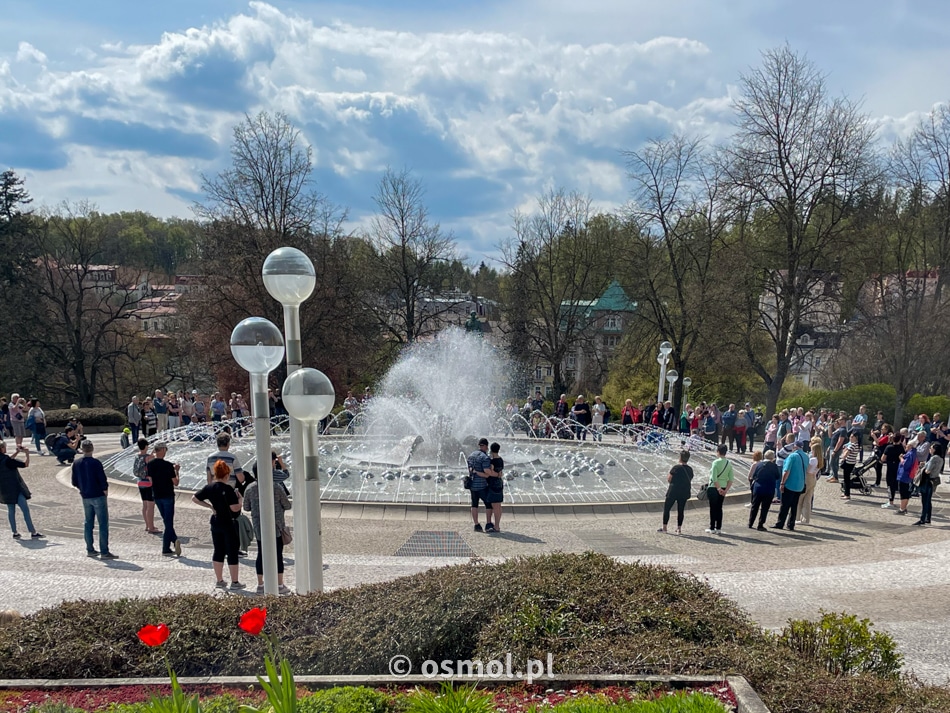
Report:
1,433,948,685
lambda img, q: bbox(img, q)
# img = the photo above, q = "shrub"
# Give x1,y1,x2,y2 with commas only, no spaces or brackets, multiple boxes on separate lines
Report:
298,688,395,713
777,383,897,421
45,408,127,428
405,684,495,713
780,611,903,679
905,394,950,422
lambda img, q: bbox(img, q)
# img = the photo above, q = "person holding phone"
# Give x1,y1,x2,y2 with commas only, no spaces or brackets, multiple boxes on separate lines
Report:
0,441,42,539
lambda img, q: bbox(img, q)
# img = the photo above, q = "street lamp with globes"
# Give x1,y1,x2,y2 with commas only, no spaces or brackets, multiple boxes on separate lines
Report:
665,369,679,420
682,377,692,411
230,317,285,596
657,341,673,403
281,367,335,593
262,247,316,593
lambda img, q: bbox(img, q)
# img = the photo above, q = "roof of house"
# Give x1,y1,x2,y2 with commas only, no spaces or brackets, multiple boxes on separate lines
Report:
589,280,635,313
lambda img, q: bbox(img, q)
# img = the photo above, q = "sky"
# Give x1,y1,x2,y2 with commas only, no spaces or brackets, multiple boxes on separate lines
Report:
3,0,950,262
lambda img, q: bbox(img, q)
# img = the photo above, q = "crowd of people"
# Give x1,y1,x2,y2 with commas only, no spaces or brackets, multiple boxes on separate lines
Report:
123,389,292,441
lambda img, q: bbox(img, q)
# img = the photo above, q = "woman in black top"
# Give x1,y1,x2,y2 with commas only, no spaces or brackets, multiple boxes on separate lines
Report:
659,450,694,534
192,460,244,590
881,435,904,509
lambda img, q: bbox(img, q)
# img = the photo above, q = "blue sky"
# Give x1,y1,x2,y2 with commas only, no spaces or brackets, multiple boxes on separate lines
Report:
3,0,950,261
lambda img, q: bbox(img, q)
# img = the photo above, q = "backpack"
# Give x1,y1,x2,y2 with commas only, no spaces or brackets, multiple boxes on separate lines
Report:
44,433,59,451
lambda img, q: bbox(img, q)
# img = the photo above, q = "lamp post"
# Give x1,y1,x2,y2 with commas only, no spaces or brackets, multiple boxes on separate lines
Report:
682,377,692,410
230,317,285,595
666,369,679,416
657,341,672,403
262,247,316,594
281,368,335,593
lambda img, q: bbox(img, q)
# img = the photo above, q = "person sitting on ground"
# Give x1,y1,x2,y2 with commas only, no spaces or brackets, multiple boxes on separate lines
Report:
51,426,80,465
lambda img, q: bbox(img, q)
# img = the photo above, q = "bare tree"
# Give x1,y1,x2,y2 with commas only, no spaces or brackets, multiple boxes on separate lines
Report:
623,134,732,411
364,167,459,344
198,111,327,240
723,45,878,415
499,189,615,396
29,202,145,406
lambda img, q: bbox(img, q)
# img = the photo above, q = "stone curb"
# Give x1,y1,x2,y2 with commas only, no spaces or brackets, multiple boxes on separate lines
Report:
0,674,770,711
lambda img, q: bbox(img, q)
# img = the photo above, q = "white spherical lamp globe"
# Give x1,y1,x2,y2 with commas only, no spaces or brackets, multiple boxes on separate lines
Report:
262,247,316,307
230,318,285,374
282,368,336,423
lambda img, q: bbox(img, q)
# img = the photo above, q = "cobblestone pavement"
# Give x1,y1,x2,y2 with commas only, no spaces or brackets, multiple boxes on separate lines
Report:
1,433,948,685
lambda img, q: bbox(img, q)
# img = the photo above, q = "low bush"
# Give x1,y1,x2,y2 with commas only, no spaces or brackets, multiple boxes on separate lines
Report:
905,394,950,422
44,408,127,428
781,610,903,678
0,554,949,713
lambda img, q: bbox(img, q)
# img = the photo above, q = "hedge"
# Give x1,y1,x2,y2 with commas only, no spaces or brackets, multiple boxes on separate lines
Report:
44,408,127,427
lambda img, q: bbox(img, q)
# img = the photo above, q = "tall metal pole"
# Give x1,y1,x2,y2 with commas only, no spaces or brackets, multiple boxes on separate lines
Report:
282,304,310,594
302,421,324,592
251,373,279,595
657,355,668,404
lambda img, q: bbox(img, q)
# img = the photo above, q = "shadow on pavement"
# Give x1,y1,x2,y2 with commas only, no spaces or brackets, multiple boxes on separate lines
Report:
103,559,144,572
488,532,545,544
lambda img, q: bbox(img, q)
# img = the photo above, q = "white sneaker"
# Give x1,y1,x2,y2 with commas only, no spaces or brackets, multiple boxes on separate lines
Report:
881,502,894,509
704,528,714,533
744,503,752,508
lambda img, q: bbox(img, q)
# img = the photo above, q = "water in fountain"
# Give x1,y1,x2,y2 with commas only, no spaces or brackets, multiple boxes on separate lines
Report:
100,328,748,504
349,328,506,467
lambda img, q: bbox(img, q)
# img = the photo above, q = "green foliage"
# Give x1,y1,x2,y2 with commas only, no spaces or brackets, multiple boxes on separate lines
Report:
145,670,201,713
240,656,296,713
776,383,897,421
780,611,903,679
405,683,494,713
29,704,87,713
45,408,127,427
905,394,950,421
297,687,394,713
553,692,727,713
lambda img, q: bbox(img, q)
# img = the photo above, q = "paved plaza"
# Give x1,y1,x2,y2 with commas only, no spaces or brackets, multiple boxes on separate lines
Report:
2,432,949,685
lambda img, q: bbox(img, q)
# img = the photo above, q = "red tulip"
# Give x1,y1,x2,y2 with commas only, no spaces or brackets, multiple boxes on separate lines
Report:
239,607,267,636
137,623,170,647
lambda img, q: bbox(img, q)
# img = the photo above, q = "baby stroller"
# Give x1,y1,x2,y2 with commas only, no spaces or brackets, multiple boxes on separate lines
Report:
842,458,875,496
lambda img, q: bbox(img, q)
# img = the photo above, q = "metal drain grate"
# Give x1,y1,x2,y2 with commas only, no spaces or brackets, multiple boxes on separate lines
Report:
394,530,474,557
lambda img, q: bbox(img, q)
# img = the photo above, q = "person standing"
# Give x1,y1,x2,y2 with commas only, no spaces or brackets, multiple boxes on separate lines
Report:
467,438,493,531
839,432,860,500
205,432,244,486
773,441,808,530
167,393,181,431
153,390,168,433
797,442,823,525
132,438,159,533
659,450,693,534
881,434,903,509
485,442,505,533
571,395,592,441
193,391,207,423
180,391,194,426
127,396,142,442
895,435,919,516
721,404,738,451
914,443,942,526
0,440,42,539
852,404,868,462
705,444,734,534
210,393,227,423
749,450,780,530
26,400,48,456
146,442,182,556
9,395,26,451
591,396,606,442
192,460,244,590
734,410,748,454
825,417,848,483
70,440,117,559
243,462,292,595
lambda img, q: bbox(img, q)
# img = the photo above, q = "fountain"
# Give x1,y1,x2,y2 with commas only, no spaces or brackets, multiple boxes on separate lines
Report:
101,329,746,505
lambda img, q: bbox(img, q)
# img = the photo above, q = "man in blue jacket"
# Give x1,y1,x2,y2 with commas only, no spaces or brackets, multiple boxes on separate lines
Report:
71,440,117,559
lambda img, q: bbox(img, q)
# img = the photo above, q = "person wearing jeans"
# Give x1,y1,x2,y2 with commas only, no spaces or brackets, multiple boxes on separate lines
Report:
0,441,42,539
70,440,116,558
773,441,808,530
705,444,734,534
914,443,943,526
146,443,181,555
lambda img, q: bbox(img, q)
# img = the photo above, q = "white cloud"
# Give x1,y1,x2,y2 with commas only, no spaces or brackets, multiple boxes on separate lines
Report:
3,0,950,259
16,41,47,64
